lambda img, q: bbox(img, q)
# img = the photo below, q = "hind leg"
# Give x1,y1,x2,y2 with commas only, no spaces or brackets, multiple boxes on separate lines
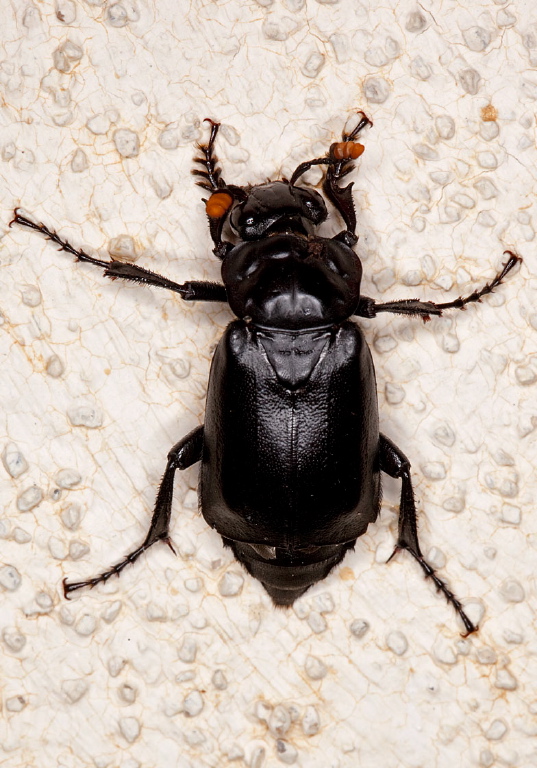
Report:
380,433,477,636
63,426,204,598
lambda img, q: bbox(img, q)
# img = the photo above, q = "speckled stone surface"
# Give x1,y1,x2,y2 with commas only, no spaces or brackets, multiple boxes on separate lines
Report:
1,2,535,767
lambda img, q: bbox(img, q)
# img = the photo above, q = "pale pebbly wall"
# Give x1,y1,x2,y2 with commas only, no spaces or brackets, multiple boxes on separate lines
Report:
0,1,535,767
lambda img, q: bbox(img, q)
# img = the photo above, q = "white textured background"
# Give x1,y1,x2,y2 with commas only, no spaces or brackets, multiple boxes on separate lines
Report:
1,1,536,767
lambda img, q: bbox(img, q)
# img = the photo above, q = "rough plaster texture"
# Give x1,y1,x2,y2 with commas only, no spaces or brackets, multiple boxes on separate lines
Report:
0,1,536,767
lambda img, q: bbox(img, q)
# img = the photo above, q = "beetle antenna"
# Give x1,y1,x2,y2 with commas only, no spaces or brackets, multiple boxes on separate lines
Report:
192,118,226,191
289,110,372,187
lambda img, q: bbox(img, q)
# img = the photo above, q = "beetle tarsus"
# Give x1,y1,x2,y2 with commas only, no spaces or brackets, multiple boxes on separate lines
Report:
63,542,154,597
435,251,521,313
396,544,478,637
356,252,521,320
11,209,110,268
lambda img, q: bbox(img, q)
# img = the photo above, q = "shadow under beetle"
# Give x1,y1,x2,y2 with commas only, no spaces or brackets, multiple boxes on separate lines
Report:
11,112,520,635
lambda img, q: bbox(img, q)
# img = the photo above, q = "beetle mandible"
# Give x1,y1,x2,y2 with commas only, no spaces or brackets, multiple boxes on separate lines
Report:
11,112,520,635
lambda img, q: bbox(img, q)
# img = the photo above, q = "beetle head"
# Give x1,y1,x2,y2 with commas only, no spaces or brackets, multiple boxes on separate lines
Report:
228,181,328,240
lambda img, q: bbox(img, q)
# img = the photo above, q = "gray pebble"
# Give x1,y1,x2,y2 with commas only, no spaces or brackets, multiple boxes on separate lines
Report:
218,572,244,597
268,706,291,738
350,618,370,638
69,540,90,560
312,592,334,613
386,630,408,656
420,462,447,480
75,613,97,636
307,611,327,634
385,382,405,405
113,129,140,158
304,655,327,680
250,746,266,768
2,627,26,652
56,0,77,23
119,716,141,742
477,151,498,169
276,740,298,764
55,468,81,489
406,11,426,32
499,579,525,603
67,406,103,428
484,719,507,741
362,77,390,104
17,485,43,512
46,354,65,377
2,443,28,478
6,695,27,712
107,3,129,27
178,637,198,663
494,668,517,691
119,683,137,703
62,678,89,703
182,690,204,717
412,144,439,161
212,669,228,690
301,52,325,79
108,657,127,677
101,600,122,623
459,68,481,95
301,705,320,736
61,503,83,530
463,26,491,52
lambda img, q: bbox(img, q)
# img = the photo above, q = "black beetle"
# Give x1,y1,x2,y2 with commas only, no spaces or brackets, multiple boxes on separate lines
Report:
11,112,520,635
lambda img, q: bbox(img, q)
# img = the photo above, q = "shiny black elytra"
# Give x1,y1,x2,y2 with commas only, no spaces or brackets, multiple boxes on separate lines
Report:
11,112,520,635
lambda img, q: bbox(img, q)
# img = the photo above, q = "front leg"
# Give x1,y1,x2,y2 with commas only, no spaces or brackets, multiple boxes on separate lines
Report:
380,434,477,636
355,252,521,321
63,425,204,598
10,210,228,302
323,112,373,235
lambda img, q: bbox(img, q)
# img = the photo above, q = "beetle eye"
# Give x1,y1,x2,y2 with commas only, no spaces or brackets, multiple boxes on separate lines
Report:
246,217,255,226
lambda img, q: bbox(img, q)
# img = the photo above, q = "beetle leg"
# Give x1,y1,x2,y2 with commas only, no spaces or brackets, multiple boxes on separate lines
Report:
323,112,372,235
355,296,440,321
379,434,477,636
291,155,356,232
355,252,521,321
62,426,204,598
10,210,228,302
